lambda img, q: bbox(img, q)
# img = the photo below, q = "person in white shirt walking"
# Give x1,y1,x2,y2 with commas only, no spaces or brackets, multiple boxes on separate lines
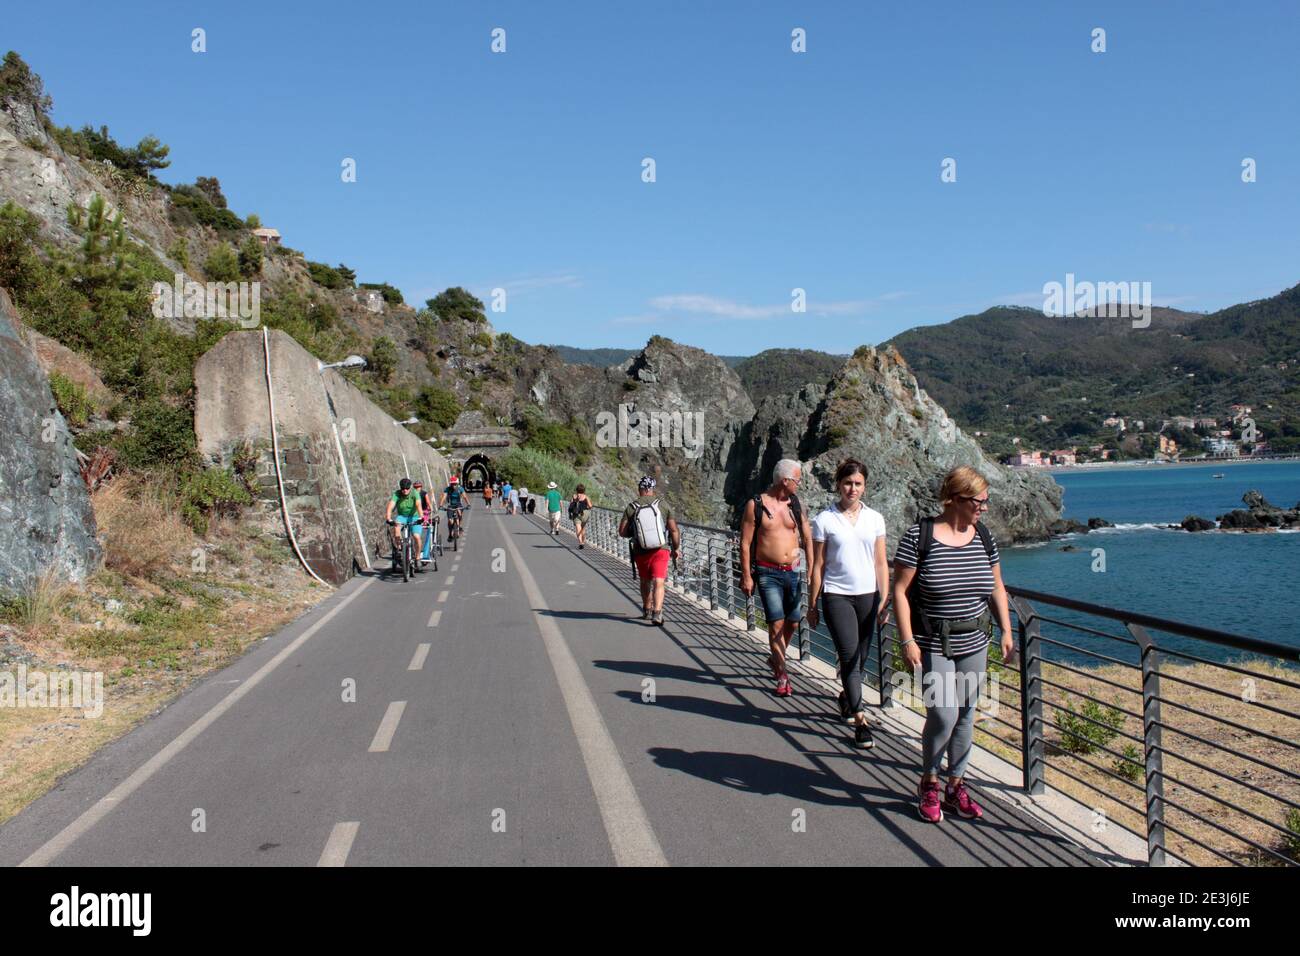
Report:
808,458,890,750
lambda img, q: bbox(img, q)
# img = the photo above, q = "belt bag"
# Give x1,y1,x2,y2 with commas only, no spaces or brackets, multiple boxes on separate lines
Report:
924,608,993,658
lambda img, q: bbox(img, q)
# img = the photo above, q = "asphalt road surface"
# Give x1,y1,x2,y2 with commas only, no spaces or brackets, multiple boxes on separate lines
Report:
0,507,1098,867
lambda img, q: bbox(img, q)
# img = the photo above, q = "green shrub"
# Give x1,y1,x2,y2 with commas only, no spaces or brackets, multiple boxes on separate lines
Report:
413,384,460,430
307,261,345,289
1284,808,1300,862
167,238,190,269
520,412,593,466
49,371,93,427
245,213,260,229
169,185,243,232
426,286,483,322
1054,697,1125,756
496,446,607,502
238,236,263,278
0,52,52,117
1113,743,1143,783
368,336,398,384
470,331,493,350
116,398,196,468
204,243,240,282
180,467,251,534
359,281,403,305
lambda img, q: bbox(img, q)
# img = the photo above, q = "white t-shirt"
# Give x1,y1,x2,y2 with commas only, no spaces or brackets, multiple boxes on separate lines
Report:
812,504,888,595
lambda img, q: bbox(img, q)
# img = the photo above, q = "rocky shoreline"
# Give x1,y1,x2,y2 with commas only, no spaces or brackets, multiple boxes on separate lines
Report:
1049,491,1300,539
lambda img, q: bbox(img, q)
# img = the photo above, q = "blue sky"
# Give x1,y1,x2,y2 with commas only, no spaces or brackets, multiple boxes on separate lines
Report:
7,1,1298,355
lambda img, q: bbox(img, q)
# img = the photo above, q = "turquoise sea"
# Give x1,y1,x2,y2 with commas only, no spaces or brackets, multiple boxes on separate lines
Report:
999,460,1300,660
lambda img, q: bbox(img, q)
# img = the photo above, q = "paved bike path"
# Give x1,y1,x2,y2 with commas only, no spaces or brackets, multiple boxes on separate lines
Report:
0,506,1097,866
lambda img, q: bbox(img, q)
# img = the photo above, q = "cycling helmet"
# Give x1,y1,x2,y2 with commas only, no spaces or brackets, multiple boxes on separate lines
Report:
399,477,412,490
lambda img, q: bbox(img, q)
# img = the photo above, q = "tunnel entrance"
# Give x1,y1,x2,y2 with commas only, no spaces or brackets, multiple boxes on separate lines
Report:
462,454,495,492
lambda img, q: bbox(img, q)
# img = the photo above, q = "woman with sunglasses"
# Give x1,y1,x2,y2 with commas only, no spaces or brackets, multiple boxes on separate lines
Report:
892,466,1014,824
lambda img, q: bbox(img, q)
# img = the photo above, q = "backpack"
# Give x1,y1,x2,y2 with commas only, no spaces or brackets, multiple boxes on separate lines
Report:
630,499,667,551
569,496,589,520
906,517,995,638
749,493,804,568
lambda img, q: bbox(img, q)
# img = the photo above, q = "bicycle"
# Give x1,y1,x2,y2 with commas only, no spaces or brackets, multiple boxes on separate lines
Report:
425,513,443,566
445,506,463,552
388,519,421,582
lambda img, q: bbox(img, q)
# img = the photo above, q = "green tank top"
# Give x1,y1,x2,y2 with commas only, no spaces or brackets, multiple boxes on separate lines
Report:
391,491,419,518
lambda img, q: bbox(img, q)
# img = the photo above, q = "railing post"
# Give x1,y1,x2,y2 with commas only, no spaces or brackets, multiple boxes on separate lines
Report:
724,537,736,619
878,617,895,709
1011,596,1045,795
707,536,719,611
1130,623,1166,866
796,568,809,659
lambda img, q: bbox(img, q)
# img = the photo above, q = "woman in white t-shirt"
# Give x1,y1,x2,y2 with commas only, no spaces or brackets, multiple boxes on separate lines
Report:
808,459,891,750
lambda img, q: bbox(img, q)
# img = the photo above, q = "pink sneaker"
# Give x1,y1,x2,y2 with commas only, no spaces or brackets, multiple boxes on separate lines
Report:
917,780,943,823
942,779,984,820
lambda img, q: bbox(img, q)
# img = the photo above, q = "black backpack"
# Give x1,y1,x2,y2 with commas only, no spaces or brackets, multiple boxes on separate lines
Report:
749,493,805,568
906,517,995,637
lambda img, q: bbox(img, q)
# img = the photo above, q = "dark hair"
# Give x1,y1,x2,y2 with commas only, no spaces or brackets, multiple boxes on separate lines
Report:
399,477,412,489
576,483,585,493
833,458,868,485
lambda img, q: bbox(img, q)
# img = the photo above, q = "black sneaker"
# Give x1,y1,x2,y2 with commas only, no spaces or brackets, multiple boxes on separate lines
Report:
853,722,875,750
837,691,851,721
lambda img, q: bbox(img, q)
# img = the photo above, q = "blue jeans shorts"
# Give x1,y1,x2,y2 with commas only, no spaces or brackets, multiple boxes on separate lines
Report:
756,567,802,624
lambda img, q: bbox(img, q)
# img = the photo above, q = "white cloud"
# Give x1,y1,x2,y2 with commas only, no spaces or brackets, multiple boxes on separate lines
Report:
646,292,908,321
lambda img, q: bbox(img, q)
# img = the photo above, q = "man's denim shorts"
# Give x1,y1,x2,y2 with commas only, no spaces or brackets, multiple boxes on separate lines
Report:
756,567,802,624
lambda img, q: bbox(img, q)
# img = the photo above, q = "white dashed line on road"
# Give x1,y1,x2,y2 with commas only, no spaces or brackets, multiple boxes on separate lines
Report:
409,643,431,670
368,701,407,753
317,821,359,867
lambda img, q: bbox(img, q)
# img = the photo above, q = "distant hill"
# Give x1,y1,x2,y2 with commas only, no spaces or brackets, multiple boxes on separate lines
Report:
734,349,848,403
885,288,1300,455
544,344,746,369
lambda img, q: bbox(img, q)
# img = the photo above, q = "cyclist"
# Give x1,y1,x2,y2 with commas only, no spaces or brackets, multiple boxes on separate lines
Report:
385,477,424,571
413,479,434,565
439,475,466,541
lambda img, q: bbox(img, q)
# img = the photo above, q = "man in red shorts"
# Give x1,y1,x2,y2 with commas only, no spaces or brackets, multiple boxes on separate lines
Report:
618,475,681,626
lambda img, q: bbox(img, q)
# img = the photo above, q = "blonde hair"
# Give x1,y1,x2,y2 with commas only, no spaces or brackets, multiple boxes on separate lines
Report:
939,466,988,506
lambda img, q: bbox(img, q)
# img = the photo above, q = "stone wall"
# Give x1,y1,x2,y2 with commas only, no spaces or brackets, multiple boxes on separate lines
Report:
194,330,451,584
0,289,101,596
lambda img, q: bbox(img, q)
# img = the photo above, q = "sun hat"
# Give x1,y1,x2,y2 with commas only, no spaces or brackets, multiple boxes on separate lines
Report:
547,481,557,489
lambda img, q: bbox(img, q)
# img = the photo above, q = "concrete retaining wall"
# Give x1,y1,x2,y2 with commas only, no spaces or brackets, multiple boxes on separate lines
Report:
194,329,451,584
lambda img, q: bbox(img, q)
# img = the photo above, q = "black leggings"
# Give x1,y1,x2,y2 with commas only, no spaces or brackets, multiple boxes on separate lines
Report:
821,591,880,716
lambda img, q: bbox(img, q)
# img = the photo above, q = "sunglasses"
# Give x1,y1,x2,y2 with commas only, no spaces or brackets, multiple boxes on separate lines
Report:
960,495,990,509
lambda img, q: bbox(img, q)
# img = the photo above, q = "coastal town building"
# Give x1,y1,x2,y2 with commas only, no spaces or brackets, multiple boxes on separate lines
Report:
1203,437,1239,457
1049,449,1077,466
1158,435,1179,457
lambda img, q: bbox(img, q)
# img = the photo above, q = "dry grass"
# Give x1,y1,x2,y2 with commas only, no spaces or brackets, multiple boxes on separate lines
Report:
0,498,328,826
0,569,70,634
951,657,1300,866
93,475,194,579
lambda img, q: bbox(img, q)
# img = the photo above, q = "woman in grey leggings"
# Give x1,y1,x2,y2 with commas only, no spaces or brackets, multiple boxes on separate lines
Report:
892,466,1015,823
808,459,891,750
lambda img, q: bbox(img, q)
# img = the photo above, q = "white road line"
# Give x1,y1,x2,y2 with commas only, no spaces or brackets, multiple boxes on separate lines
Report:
317,821,360,867
368,701,407,753
409,643,431,670
444,575,455,585
426,609,442,628
497,521,667,866
20,577,376,867
437,590,449,603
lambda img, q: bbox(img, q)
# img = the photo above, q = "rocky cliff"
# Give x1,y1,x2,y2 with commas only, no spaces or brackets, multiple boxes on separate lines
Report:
0,288,101,595
730,345,1062,546
516,336,1062,543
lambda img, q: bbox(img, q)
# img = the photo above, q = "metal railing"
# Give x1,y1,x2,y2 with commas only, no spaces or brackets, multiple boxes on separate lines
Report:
573,505,1300,867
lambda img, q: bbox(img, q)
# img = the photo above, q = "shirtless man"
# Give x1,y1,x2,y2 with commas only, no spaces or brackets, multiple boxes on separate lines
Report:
740,459,814,697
